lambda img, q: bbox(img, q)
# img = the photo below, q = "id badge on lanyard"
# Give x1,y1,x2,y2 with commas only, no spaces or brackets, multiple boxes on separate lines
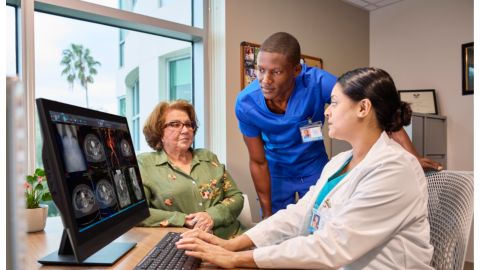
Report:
308,199,332,234
300,118,323,143
308,207,322,234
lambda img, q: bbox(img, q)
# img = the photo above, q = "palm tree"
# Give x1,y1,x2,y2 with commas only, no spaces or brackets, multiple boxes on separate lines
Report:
60,44,101,108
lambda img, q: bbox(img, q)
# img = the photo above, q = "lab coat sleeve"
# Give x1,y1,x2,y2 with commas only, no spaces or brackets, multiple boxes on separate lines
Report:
251,154,427,269
245,182,318,247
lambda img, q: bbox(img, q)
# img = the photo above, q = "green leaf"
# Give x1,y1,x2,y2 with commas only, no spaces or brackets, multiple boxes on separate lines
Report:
35,183,44,192
35,168,45,176
42,192,52,201
26,175,35,184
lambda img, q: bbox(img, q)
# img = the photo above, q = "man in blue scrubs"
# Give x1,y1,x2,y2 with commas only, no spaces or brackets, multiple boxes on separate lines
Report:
235,32,442,217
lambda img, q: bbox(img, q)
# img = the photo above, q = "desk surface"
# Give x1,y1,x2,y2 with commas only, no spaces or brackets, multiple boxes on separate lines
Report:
25,217,245,270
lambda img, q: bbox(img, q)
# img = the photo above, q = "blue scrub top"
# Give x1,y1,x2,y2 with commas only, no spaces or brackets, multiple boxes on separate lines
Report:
235,64,337,177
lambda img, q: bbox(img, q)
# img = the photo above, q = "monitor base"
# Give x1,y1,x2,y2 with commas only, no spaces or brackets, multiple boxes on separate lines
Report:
38,242,136,266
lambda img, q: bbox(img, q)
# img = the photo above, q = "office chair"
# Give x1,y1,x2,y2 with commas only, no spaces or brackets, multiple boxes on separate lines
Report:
425,170,474,270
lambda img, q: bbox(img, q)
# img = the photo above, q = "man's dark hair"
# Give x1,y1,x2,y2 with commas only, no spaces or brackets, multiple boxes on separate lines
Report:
260,32,301,66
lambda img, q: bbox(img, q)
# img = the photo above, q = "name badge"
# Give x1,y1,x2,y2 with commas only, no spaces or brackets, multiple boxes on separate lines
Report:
308,207,321,234
300,121,323,143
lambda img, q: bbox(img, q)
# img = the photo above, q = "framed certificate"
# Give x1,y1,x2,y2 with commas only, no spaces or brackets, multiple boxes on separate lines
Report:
398,89,438,114
461,42,474,95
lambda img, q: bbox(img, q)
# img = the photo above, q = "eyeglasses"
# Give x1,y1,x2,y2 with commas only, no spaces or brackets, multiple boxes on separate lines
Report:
164,120,197,130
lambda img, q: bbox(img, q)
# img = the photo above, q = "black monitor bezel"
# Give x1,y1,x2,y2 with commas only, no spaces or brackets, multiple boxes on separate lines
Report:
36,98,149,262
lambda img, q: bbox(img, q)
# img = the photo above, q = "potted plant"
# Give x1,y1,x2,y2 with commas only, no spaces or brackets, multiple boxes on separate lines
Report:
24,168,52,232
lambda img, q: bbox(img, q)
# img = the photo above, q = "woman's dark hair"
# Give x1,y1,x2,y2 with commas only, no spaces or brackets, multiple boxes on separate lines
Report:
260,32,301,66
337,67,412,132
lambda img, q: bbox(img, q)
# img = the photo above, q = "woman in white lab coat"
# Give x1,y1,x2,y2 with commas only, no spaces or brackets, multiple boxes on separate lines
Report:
177,67,434,269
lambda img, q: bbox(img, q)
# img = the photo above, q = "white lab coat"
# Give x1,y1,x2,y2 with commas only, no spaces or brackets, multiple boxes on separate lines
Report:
245,132,433,269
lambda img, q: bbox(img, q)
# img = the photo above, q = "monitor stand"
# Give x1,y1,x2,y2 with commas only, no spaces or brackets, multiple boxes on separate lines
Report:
38,229,136,266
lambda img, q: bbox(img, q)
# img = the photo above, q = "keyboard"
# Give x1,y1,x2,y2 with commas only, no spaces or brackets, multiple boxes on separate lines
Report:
134,232,201,270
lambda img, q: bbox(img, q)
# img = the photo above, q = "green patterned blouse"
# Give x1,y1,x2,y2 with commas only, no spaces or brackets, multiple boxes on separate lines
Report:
137,148,245,239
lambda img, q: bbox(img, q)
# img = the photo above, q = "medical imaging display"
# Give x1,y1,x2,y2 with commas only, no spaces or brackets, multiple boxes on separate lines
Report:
91,170,119,217
56,124,87,172
72,184,98,216
120,139,133,158
49,111,145,231
83,133,106,162
129,167,143,200
103,128,137,168
113,169,131,208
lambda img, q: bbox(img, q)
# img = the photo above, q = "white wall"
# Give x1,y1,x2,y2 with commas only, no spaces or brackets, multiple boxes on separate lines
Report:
224,0,369,221
371,0,474,262
370,0,474,171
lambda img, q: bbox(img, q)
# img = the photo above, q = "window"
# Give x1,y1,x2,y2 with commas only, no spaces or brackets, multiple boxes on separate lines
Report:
33,11,194,155
8,0,206,180
6,5,17,76
88,0,192,26
169,57,192,101
118,96,126,116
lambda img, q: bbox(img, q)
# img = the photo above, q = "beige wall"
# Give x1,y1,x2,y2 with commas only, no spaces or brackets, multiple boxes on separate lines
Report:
370,0,474,171
370,0,474,262
224,0,369,221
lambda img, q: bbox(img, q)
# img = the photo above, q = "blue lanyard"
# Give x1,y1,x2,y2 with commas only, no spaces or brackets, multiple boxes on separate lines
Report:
313,156,352,209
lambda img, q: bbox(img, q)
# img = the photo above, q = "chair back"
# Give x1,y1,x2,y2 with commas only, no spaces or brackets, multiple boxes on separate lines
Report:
238,194,256,229
425,170,474,270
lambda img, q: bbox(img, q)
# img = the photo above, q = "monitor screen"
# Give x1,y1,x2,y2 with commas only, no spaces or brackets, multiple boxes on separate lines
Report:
36,98,149,265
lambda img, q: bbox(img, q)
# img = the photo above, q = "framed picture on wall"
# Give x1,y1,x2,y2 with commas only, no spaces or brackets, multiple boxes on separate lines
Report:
462,42,474,95
398,89,438,114
240,41,324,89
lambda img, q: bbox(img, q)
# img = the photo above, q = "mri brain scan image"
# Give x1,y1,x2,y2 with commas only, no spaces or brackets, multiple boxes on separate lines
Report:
95,179,117,209
128,167,143,200
84,133,106,162
120,139,133,157
72,184,96,217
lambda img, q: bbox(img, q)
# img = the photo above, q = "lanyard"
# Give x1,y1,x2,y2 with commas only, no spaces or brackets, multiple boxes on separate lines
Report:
313,156,352,209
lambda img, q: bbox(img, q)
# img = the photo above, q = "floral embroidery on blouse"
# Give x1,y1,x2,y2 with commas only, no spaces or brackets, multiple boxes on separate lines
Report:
221,197,235,205
222,180,232,191
167,174,176,180
199,179,221,200
164,198,173,206
211,161,218,167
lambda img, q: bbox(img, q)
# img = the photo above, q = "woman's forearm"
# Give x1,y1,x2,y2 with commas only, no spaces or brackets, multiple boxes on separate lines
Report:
226,234,255,251
233,250,258,268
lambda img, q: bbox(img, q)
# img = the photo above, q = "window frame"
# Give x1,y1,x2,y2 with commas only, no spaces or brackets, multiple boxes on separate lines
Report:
131,79,140,150
168,55,192,101
7,0,210,173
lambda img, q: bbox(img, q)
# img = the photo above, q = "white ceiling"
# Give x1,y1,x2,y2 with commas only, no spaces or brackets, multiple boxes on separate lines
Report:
342,0,405,11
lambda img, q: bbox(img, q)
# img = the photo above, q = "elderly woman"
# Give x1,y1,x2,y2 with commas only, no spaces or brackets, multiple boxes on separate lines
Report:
137,100,245,239
177,68,434,269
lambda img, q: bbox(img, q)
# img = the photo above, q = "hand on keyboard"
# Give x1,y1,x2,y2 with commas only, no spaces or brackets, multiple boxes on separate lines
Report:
135,232,201,270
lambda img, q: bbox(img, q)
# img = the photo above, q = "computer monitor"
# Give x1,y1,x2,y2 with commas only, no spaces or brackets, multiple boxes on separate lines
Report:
36,98,150,265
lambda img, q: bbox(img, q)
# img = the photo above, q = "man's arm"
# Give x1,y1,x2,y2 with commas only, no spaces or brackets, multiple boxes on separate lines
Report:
242,135,272,218
390,128,443,171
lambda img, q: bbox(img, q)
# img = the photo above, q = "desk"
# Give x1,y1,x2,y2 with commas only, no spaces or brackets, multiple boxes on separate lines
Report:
25,217,246,270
